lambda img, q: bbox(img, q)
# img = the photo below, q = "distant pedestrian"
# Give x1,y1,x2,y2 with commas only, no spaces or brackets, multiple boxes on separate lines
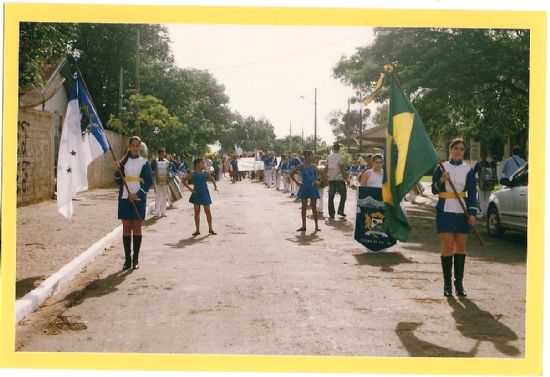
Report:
316,156,328,217
115,136,153,270
432,138,479,297
290,150,321,232
181,158,218,236
230,155,239,184
501,145,526,179
326,142,348,219
474,151,498,217
288,153,302,197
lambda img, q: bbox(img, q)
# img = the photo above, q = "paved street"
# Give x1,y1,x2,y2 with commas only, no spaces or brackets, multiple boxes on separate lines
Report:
16,177,526,357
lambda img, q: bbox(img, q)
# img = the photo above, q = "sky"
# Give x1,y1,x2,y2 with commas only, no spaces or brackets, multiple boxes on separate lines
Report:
166,24,375,144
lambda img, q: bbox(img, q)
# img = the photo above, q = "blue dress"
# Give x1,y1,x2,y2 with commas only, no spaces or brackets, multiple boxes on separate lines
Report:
297,165,320,200
189,171,212,205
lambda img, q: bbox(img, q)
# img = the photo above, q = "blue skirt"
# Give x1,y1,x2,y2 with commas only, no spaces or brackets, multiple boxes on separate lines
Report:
436,211,470,234
297,184,320,200
118,198,147,220
189,190,212,205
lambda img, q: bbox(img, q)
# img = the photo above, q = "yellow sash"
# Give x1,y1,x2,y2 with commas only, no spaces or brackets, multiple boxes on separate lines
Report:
124,176,143,183
438,191,465,199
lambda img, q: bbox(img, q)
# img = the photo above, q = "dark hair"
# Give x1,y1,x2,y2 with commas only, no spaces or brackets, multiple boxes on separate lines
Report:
193,158,203,168
303,150,313,159
512,146,521,155
120,136,142,167
449,137,465,150
158,148,166,153
333,143,340,152
372,154,383,162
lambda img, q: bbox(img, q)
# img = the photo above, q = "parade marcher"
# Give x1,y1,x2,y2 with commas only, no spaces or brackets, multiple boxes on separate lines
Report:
213,156,221,181
181,158,218,236
230,155,239,184
474,151,498,217
354,154,396,252
501,145,526,179
432,138,479,297
263,152,276,188
115,136,153,270
150,148,171,218
288,153,302,197
316,156,329,217
279,155,291,193
290,150,321,232
326,142,348,219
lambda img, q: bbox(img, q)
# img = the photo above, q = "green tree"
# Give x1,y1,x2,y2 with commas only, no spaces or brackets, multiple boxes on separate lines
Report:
19,23,77,90
334,28,529,154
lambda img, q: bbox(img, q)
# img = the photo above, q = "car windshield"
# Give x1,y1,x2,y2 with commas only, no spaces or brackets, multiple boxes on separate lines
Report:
511,164,528,186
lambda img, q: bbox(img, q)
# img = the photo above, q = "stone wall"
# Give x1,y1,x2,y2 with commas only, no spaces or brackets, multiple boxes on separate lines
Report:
17,110,56,206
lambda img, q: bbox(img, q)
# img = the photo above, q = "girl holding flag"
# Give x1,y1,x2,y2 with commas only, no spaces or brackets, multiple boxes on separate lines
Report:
432,138,479,297
115,136,153,271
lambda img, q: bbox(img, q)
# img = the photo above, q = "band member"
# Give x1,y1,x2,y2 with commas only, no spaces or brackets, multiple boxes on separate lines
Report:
316,156,329,217
279,155,291,193
432,138,479,297
151,148,171,218
290,150,321,232
115,136,153,270
288,153,302,197
181,158,218,236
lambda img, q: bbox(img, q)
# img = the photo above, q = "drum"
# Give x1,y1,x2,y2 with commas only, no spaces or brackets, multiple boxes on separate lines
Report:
168,176,183,202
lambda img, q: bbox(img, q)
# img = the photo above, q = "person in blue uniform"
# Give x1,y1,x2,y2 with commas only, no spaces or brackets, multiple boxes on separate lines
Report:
181,158,218,236
290,150,321,233
288,153,302,198
115,136,153,270
432,138,479,297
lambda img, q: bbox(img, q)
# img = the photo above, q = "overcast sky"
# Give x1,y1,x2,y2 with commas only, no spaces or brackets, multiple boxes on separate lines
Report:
166,24,374,144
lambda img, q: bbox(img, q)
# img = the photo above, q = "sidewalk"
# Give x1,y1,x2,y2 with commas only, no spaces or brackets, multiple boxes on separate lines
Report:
16,188,125,299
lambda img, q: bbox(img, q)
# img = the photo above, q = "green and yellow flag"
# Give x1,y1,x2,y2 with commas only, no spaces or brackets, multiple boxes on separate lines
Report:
382,74,438,241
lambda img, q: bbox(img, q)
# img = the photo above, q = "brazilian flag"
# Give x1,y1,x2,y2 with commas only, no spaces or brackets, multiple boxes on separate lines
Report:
382,75,438,241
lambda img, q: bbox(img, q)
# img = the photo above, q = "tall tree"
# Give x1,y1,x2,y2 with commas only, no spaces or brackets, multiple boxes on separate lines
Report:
334,28,529,157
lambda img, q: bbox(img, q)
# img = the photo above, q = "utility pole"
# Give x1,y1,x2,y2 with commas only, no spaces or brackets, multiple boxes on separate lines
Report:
289,121,292,153
301,128,304,147
136,27,141,93
314,88,317,154
118,66,124,116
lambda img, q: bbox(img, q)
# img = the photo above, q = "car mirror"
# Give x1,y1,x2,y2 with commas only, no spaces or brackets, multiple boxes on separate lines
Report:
500,177,512,186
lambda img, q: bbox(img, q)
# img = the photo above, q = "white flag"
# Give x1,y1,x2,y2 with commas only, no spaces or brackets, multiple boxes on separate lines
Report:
56,74,109,219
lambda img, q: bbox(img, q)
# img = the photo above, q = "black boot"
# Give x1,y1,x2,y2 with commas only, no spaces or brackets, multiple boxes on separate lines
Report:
132,235,142,270
441,255,453,297
123,236,132,270
454,253,467,297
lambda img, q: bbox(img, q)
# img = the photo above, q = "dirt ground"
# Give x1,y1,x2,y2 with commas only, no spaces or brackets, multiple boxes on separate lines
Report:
16,177,526,357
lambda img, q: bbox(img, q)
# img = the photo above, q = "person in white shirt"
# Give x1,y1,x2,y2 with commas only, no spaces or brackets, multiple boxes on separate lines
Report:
325,143,348,219
151,148,171,218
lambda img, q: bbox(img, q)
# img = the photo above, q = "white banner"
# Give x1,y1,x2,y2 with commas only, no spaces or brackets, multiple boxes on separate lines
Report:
237,157,264,171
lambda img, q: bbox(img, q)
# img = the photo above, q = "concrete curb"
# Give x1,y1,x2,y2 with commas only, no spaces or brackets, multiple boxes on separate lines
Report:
15,224,123,324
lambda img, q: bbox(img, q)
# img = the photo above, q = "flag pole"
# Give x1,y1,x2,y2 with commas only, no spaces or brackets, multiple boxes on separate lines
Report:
74,64,143,221
438,162,484,247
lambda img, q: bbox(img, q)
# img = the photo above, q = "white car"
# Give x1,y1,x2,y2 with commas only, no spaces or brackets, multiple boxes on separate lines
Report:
486,164,528,237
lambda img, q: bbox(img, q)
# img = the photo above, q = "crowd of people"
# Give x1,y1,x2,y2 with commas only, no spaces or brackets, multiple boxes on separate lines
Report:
113,136,527,299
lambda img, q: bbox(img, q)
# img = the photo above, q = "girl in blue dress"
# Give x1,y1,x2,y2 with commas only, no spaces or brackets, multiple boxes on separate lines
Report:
432,138,479,297
290,150,321,233
115,136,153,270
181,158,218,236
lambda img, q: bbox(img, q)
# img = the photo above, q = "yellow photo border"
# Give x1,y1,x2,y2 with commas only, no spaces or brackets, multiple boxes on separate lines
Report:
1,3,546,374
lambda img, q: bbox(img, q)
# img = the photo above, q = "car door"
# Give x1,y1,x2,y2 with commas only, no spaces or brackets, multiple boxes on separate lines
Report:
512,166,528,230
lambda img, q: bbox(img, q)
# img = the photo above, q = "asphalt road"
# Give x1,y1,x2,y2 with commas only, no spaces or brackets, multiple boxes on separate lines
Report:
16,177,526,357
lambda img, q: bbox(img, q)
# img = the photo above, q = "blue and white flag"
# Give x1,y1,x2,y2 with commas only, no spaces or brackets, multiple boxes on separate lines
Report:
57,74,110,219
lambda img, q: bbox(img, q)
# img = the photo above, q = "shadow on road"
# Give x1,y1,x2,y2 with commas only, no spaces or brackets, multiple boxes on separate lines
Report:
323,218,354,232
447,297,521,356
165,235,209,249
56,270,132,309
395,321,480,357
404,205,527,265
16,276,45,299
286,233,323,246
353,252,416,272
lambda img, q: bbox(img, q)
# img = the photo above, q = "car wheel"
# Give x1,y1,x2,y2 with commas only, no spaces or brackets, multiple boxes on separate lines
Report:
487,205,505,237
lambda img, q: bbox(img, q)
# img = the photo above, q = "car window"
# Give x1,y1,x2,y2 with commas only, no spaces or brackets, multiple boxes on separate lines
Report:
512,167,528,186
